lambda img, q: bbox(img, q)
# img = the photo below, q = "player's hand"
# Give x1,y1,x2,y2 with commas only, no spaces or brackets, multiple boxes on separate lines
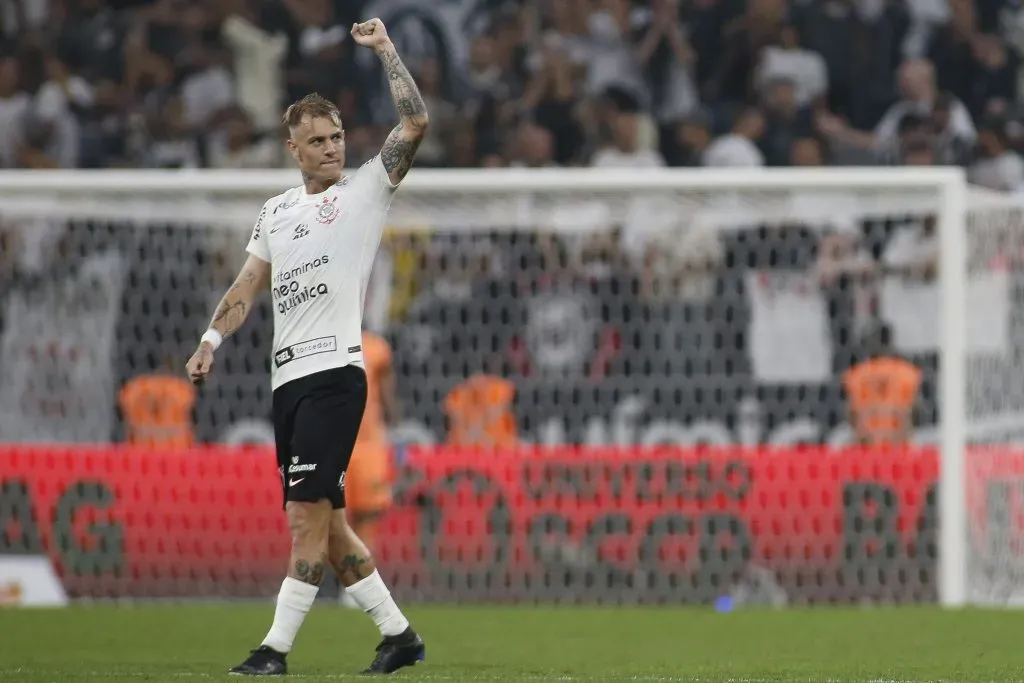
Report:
186,342,215,385
351,18,391,50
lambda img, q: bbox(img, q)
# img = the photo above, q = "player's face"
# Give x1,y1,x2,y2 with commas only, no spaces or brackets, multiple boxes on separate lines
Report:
288,115,346,185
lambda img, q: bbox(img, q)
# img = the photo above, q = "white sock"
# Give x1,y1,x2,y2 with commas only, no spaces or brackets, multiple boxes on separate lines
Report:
261,577,319,654
345,570,410,636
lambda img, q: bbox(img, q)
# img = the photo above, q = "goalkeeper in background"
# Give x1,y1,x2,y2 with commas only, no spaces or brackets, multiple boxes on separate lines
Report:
346,329,398,570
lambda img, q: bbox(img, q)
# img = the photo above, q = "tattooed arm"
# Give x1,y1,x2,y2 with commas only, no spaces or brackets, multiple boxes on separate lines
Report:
208,254,270,339
351,19,429,186
186,254,270,384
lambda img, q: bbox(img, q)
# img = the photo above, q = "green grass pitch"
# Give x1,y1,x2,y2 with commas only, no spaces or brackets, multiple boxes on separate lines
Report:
2,604,1024,682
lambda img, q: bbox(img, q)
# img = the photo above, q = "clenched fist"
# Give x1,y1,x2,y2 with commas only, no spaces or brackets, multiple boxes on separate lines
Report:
185,342,215,385
350,18,391,50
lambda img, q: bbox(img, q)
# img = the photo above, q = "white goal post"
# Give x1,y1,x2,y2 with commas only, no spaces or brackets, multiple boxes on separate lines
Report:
2,165,1019,608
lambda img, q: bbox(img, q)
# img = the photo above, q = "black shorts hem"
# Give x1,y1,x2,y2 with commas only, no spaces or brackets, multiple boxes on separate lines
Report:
281,490,345,511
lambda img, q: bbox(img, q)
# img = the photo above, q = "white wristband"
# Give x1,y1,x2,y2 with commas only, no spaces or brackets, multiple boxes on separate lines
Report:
200,329,223,351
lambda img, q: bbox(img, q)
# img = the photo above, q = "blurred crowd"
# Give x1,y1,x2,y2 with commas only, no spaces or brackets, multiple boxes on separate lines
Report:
0,0,1023,190
3,0,1024,449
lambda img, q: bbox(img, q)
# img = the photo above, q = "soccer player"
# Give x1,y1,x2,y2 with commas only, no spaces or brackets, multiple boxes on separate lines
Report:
184,18,428,677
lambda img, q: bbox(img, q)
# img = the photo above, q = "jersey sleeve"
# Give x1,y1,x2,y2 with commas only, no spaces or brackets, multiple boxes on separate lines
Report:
245,200,272,263
357,155,399,206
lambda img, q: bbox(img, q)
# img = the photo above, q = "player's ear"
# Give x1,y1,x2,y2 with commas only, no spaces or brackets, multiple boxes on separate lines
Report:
285,138,299,163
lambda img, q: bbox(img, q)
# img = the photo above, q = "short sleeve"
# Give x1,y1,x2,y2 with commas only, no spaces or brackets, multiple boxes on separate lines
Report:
356,155,399,205
245,200,272,263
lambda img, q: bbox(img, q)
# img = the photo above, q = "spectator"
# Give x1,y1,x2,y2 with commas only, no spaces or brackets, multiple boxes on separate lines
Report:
178,42,236,133
926,0,978,106
633,0,699,126
818,59,975,160
207,106,281,169
221,0,288,134
511,122,559,169
286,0,350,106
758,78,815,166
801,0,908,131
585,0,646,101
666,110,712,167
931,91,975,165
902,138,937,166
703,107,765,167
969,118,1024,192
2,0,51,38
590,87,664,167
412,57,459,168
57,0,127,84
789,136,826,166
754,24,828,109
447,123,480,169
23,49,93,168
708,0,787,105
0,56,27,168
144,95,200,169
78,79,132,168
519,41,586,166
967,33,1019,121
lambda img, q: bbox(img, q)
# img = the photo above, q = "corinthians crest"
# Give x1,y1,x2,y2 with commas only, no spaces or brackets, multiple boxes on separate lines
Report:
316,195,340,224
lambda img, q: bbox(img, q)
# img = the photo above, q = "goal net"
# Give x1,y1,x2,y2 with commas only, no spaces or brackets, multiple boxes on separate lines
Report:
0,166,1019,607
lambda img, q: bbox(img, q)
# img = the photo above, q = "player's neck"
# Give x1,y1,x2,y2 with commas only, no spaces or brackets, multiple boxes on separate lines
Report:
302,173,343,196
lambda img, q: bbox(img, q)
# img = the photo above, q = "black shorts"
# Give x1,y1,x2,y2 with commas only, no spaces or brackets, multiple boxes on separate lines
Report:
272,365,367,510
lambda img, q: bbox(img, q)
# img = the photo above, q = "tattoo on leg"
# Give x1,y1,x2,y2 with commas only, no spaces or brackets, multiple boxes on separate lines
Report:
293,559,326,585
338,553,373,584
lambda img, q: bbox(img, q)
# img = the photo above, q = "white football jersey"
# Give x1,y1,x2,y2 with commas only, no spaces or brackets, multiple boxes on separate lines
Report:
246,155,397,391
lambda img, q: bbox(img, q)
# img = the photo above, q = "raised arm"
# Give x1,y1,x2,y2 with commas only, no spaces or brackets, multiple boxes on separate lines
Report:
186,253,270,385
350,18,429,186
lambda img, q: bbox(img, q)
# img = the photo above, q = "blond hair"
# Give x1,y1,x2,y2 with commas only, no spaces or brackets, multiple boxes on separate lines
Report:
282,93,340,131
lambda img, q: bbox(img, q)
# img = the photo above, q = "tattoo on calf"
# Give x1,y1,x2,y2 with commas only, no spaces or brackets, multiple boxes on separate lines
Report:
293,558,326,585
338,553,373,584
